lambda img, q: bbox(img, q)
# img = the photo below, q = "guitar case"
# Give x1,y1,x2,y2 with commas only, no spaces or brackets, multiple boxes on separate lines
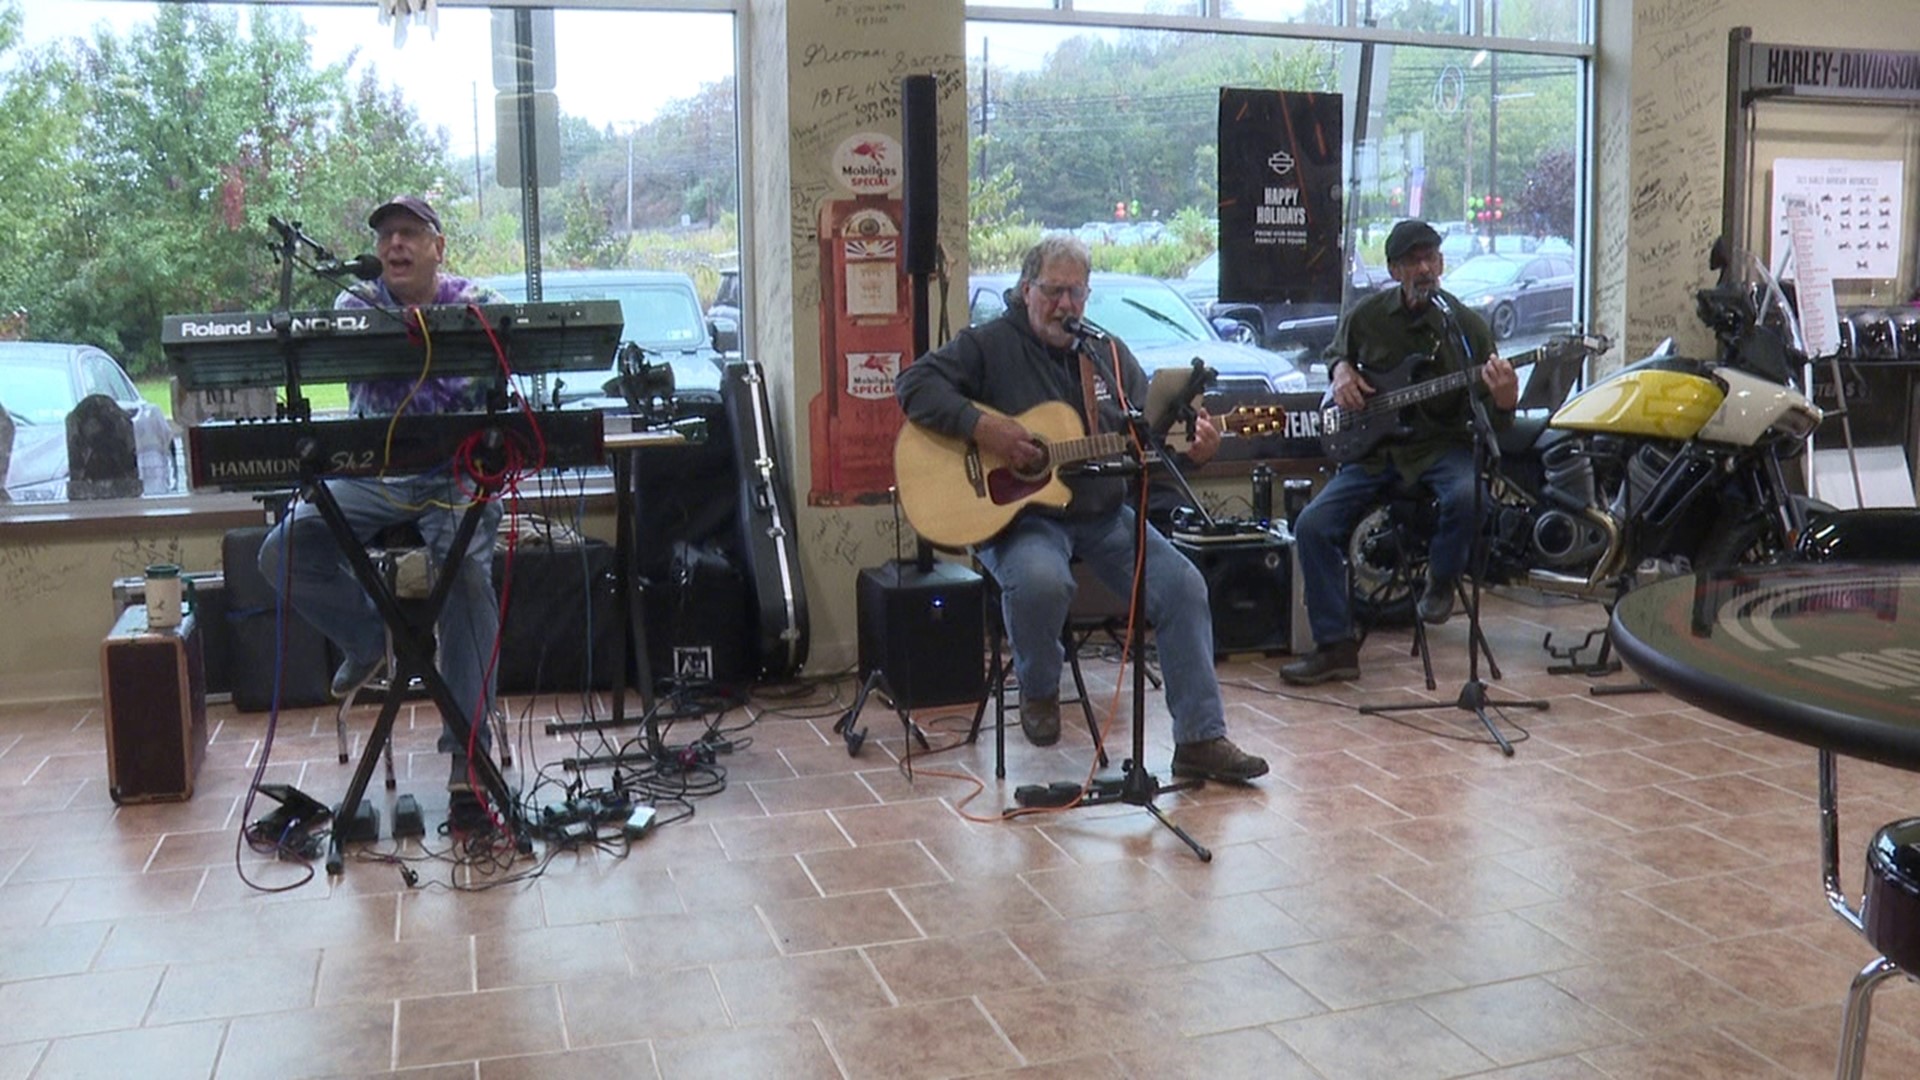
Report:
721,360,810,681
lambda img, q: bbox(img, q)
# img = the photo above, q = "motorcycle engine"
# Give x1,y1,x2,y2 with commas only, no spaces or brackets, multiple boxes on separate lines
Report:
1532,439,1611,568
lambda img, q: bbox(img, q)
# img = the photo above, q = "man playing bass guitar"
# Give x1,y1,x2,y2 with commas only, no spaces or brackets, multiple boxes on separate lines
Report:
894,236,1267,783
1280,219,1519,686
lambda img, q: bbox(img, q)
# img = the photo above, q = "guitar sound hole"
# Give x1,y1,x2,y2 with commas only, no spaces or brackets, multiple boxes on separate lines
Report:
1013,444,1052,482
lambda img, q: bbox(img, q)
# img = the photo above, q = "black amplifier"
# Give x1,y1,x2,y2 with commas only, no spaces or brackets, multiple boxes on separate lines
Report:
1171,523,1297,656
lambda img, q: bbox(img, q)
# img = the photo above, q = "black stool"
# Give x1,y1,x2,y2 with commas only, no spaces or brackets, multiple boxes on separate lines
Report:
1353,489,1443,691
1839,816,1920,1079
967,563,1112,779
333,526,510,784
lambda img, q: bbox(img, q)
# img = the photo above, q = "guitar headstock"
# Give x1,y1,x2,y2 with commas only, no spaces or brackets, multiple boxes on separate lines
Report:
1219,405,1288,435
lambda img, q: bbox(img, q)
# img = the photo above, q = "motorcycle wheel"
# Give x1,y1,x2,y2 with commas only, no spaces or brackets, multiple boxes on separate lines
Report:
1692,494,1834,571
1347,504,1418,628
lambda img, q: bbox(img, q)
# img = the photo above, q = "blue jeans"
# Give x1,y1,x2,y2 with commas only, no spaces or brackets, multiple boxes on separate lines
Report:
257,473,502,753
976,507,1226,745
1293,446,1479,648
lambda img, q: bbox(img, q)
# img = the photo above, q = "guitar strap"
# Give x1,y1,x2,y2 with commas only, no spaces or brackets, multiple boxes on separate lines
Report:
1077,353,1102,434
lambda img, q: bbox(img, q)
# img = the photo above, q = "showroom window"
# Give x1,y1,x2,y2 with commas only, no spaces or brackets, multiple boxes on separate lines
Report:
966,1,1592,374
0,0,741,509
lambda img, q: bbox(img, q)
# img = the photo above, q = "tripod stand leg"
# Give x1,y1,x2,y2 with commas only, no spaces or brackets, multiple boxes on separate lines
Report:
1144,801,1212,862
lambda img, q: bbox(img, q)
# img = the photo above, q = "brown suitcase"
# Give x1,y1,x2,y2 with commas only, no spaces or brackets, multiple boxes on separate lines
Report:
100,606,208,803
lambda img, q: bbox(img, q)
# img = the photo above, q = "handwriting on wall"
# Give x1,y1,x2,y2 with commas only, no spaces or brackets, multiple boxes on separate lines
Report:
1628,0,1731,358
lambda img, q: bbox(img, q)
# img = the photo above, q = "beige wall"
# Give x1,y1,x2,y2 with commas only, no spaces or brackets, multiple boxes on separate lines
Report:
9,0,1915,703
1619,0,1920,364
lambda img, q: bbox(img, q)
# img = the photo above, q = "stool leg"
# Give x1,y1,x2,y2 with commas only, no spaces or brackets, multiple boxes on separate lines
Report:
1062,628,1109,767
335,696,352,764
1837,955,1902,1080
492,706,512,769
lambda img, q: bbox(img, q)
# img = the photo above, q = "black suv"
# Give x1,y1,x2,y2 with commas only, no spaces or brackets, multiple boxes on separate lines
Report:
1202,251,1392,355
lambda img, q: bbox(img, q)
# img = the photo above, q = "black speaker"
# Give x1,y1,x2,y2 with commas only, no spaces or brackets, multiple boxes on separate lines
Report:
857,560,984,709
901,74,938,276
1172,531,1293,656
222,526,335,711
494,540,623,695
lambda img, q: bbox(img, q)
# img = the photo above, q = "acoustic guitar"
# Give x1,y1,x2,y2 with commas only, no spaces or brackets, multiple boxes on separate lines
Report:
894,401,1304,547
893,401,1128,548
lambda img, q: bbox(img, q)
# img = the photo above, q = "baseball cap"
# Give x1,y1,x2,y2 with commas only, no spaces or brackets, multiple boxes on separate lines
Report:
1384,219,1444,263
367,195,442,233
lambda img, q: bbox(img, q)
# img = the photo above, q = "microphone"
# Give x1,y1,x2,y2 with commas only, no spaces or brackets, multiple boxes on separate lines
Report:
1061,316,1109,342
318,254,383,280
1427,289,1455,317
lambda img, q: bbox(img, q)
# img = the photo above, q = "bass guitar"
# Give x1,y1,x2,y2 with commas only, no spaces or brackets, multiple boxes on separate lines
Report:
893,400,1130,548
1320,338,1586,463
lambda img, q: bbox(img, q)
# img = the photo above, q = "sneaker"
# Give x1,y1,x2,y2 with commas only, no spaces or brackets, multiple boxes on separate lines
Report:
1279,640,1360,686
330,653,387,701
1419,576,1457,625
1019,696,1061,746
1171,736,1270,783
447,753,473,795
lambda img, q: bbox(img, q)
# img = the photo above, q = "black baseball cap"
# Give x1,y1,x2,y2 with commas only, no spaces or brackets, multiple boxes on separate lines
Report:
1385,219,1444,263
367,195,442,233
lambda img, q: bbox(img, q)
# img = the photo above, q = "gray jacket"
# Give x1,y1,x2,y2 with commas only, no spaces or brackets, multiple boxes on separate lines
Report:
896,301,1155,521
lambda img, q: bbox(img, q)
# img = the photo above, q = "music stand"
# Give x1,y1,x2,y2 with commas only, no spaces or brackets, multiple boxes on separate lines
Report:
1356,299,1549,755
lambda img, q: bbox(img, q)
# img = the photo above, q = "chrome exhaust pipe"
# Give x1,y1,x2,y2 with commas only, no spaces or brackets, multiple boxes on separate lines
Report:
1528,568,1619,601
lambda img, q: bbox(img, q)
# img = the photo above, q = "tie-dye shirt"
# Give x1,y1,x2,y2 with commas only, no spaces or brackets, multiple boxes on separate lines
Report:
336,275,505,417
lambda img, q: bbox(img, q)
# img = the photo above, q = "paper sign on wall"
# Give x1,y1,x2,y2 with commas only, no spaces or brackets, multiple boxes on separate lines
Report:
1770,158,1904,281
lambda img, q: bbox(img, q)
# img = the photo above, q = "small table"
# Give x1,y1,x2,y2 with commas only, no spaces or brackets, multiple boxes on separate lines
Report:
1611,562,1920,1080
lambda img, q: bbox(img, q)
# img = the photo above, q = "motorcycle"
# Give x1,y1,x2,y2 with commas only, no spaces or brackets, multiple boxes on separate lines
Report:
1349,246,1828,623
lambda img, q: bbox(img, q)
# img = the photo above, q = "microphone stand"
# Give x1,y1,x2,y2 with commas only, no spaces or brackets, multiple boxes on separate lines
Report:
1357,291,1547,755
1031,332,1211,862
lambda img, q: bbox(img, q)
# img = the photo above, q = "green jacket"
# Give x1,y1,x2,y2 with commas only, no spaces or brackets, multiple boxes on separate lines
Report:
1324,285,1505,481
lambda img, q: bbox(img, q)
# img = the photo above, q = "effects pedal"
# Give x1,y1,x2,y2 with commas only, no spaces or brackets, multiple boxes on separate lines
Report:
392,794,425,839
337,798,380,843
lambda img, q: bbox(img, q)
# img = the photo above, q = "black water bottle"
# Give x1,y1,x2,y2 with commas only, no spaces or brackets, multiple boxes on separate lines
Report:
1250,463,1274,525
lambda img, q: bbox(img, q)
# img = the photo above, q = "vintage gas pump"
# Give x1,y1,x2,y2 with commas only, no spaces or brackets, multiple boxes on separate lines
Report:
809,135,915,506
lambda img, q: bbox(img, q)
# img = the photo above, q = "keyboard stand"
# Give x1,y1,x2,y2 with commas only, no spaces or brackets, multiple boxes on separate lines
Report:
313,468,531,875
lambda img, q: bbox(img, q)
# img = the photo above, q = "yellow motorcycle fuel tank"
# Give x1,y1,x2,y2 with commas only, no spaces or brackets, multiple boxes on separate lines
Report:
1549,368,1726,439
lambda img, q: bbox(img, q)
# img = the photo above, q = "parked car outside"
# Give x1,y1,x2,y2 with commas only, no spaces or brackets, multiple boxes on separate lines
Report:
967,272,1312,396
706,266,742,355
476,269,725,406
1440,252,1577,340
1204,249,1391,355
0,341,176,501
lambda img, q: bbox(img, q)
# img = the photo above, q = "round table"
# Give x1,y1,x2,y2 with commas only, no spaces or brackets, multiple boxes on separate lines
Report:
1609,561,1920,770
1611,561,1920,1080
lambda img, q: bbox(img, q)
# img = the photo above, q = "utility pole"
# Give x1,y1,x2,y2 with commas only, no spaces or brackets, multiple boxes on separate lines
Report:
977,38,990,179
471,81,483,216
626,124,636,234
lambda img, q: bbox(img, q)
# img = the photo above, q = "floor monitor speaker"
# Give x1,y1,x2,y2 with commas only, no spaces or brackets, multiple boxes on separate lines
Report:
1172,528,1294,656
857,560,985,709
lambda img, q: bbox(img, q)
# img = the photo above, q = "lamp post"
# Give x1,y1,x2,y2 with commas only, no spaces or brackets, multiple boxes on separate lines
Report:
624,123,636,235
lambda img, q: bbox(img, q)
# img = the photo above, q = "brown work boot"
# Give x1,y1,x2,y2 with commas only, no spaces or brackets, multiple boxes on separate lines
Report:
1171,736,1269,783
1279,639,1361,686
1020,696,1061,746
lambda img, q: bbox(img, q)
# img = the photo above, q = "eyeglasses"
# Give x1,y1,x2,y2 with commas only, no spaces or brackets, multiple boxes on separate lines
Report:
1033,282,1090,303
376,222,438,244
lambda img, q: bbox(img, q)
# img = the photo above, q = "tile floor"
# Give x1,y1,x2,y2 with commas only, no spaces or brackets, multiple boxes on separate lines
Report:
3,589,1920,1078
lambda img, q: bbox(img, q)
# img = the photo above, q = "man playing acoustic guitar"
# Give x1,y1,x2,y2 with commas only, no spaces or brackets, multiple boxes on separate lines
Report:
895,236,1268,783
1280,219,1519,686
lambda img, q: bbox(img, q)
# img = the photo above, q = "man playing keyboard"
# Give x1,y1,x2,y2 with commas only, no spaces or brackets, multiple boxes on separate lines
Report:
257,195,506,800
